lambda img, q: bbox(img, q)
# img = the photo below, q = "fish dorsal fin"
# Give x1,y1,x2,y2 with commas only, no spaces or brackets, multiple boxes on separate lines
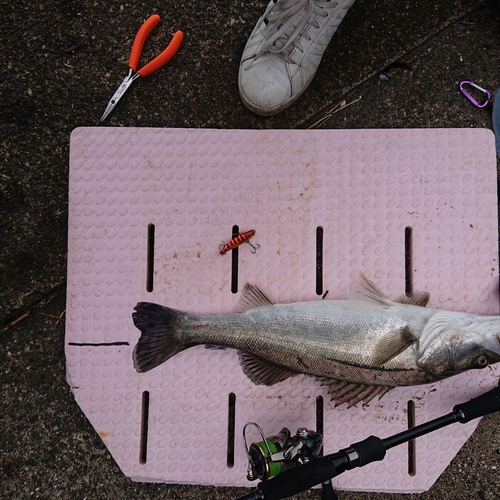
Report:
320,378,393,407
396,291,430,307
371,326,416,366
234,283,275,313
349,273,393,307
238,351,299,385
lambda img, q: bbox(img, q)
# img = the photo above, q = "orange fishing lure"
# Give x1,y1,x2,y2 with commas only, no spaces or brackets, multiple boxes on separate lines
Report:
219,230,259,255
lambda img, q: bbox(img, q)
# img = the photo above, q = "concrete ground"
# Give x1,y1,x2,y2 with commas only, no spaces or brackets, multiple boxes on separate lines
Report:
1,0,499,499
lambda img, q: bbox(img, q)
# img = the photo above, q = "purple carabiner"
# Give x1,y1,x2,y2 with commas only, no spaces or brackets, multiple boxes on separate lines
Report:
459,80,491,108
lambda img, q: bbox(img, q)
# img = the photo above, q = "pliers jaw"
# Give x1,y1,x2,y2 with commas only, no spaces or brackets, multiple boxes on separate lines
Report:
100,69,140,122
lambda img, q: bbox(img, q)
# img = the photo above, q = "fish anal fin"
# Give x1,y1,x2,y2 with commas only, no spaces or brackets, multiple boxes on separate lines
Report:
234,283,275,313
372,326,416,366
396,291,430,307
320,378,393,406
238,351,298,385
349,272,393,307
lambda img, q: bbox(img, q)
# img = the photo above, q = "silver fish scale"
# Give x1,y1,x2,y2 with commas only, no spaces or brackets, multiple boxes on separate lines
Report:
184,300,438,386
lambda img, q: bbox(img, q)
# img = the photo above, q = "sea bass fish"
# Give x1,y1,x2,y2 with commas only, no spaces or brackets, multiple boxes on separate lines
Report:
132,274,500,406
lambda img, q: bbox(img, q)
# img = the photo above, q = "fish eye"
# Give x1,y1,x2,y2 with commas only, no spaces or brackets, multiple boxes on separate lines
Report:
475,355,489,368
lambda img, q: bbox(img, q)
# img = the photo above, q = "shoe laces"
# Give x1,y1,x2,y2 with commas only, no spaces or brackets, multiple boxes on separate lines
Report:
255,0,337,62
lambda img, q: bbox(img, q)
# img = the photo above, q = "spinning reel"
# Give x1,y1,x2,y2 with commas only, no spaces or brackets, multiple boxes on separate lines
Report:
243,423,338,499
243,423,323,481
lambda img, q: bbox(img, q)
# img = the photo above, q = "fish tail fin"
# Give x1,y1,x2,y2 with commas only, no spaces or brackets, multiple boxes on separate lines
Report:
132,302,187,373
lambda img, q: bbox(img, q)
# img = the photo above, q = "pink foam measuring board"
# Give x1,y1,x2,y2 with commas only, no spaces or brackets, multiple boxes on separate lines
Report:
66,127,499,493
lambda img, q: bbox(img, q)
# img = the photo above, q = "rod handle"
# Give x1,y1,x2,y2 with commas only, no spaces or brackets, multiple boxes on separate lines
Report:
258,455,341,500
348,435,387,466
454,385,500,423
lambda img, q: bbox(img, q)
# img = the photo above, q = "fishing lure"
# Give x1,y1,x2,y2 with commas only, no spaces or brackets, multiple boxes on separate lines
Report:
219,230,260,255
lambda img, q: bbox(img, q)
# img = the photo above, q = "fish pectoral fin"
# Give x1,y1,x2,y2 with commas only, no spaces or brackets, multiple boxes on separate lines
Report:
349,272,393,307
233,283,275,313
320,378,393,407
396,290,430,307
371,326,416,366
238,351,299,385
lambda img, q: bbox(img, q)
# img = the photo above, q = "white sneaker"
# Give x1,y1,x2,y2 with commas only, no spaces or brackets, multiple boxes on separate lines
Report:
238,0,356,116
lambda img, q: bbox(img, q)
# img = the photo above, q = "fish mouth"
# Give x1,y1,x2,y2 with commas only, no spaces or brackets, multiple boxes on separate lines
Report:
484,333,500,361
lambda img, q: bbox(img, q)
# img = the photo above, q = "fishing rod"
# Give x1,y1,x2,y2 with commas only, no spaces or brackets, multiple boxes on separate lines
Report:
235,385,500,500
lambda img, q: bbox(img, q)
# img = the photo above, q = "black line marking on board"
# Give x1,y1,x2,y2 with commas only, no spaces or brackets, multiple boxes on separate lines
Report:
404,226,413,297
231,225,239,294
146,223,155,293
68,342,130,347
227,392,236,468
139,391,150,464
316,395,324,457
407,399,416,476
316,226,324,296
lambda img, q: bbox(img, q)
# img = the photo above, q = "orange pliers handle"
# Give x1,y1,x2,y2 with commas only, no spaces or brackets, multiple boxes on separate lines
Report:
129,14,184,77
100,14,183,121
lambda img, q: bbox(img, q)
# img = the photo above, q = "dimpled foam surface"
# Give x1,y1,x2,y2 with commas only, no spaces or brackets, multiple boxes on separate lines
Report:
66,127,499,492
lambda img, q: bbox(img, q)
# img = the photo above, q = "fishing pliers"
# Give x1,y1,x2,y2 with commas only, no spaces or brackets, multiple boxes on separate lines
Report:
100,14,183,121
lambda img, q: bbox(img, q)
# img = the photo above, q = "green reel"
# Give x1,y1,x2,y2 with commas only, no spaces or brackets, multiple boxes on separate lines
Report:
248,437,285,480
243,423,323,482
